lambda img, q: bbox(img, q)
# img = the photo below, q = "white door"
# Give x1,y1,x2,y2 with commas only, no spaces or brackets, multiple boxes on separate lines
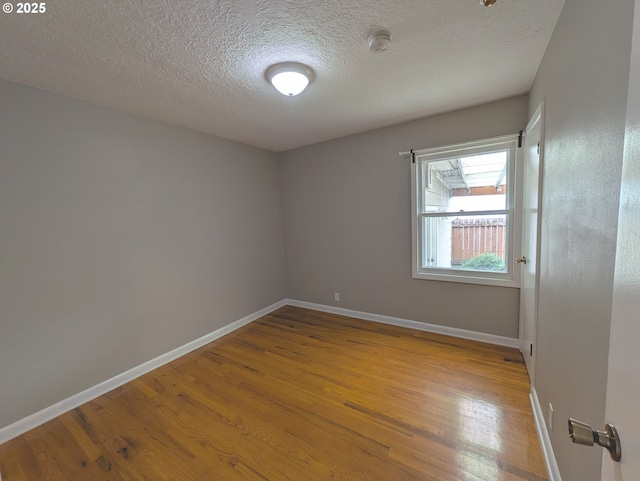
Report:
601,1,640,478
519,103,543,382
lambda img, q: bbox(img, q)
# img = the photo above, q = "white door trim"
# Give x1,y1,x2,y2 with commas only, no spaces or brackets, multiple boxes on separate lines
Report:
519,101,545,382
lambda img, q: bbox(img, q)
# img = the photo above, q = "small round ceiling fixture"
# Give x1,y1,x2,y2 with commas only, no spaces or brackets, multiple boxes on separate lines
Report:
368,30,392,53
265,62,314,96
480,0,497,6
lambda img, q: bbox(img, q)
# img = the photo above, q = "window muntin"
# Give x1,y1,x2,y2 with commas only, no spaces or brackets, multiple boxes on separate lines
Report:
411,135,520,286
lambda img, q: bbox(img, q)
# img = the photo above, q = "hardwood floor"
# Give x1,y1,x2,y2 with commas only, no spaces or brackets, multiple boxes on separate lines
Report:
0,306,548,480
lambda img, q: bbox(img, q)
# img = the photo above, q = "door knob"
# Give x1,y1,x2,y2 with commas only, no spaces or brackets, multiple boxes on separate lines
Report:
515,256,527,264
568,418,622,462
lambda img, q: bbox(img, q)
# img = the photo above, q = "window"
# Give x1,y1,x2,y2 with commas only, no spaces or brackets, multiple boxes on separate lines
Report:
410,134,520,287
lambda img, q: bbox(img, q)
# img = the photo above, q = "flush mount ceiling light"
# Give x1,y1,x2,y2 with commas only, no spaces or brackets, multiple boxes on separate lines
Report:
265,62,314,96
480,0,497,5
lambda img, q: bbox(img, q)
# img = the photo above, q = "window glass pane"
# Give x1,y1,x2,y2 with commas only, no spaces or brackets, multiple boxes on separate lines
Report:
421,214,508,272
421,151,508,213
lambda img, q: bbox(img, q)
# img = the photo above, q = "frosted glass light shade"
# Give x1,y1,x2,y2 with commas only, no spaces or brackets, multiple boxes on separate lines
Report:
265,62,314,97
271,71,309,96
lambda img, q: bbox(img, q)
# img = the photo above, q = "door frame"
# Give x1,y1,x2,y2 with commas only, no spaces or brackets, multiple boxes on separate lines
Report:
519,101,545,382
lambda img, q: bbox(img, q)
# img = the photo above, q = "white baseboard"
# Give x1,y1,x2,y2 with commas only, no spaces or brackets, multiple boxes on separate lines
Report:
285,299,519,348
530,386,562,481
0,299,287,446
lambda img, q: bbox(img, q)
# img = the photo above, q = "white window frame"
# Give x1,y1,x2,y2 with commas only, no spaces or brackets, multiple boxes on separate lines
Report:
410,134,522,287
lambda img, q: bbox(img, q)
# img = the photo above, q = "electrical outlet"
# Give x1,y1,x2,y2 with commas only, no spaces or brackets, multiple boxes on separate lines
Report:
548,403,554,431
334,292,340,302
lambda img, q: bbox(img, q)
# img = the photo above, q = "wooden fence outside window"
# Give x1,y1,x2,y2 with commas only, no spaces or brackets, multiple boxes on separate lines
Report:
451,217,506,267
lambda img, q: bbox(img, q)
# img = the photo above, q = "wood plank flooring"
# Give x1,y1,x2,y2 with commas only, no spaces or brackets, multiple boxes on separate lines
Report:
0,306,548,480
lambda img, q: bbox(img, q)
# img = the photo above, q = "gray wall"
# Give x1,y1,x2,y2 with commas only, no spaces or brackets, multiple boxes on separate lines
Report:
0,79,287,429
528,0,634,479
280,96,528,338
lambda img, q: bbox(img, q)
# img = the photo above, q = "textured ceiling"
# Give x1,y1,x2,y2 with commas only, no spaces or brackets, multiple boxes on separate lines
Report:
0,0,564,152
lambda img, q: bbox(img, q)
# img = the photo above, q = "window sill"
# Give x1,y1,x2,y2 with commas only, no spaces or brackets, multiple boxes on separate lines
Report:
413,271,520,288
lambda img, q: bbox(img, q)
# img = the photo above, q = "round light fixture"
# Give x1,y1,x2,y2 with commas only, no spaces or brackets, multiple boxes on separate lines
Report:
265,62,314,96
480,0,497,5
